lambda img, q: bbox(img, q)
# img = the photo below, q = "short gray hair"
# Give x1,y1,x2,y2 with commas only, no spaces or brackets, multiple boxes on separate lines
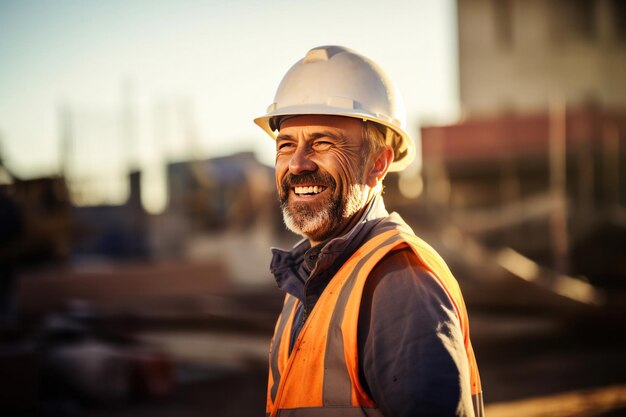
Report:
361,122,388,161
361,122,394,194
363,121,401,168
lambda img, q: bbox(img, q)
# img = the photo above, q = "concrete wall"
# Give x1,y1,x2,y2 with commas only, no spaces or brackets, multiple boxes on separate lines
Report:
457,0,626,116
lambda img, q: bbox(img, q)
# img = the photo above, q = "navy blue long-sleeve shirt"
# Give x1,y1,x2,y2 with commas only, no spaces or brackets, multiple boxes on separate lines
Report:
270,197,474,416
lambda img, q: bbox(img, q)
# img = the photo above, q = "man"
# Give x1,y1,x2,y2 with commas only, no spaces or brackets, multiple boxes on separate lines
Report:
255,45,483,417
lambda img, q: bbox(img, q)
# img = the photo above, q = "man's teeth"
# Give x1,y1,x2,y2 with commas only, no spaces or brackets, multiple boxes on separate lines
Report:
294,186,325,195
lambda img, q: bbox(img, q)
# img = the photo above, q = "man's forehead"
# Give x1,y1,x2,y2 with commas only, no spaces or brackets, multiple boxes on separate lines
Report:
278,115,363,133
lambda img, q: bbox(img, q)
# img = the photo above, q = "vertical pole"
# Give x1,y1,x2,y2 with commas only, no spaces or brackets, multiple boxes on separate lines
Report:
58,102,76,204
602,122,620,207
426,128,451,208
59,103,72,180
577,132,594,228
549,96,569,277
154,101,169,212
121,79,138,172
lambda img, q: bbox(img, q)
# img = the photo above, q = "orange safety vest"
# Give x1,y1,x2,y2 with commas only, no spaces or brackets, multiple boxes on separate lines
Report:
267,229,483,417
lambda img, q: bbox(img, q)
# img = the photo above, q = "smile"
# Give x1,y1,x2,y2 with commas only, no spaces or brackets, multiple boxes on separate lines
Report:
293,185,326,196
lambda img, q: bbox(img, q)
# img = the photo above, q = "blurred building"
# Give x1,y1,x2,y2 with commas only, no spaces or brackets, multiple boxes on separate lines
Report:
166,152,276,233
419,0,626,301
3,149,280,269
72,171,149,262
457,0,626,117
151,151,281,259
0,174,73,268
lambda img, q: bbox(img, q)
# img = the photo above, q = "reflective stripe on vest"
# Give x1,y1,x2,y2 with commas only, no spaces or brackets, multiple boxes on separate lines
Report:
267,229,483,417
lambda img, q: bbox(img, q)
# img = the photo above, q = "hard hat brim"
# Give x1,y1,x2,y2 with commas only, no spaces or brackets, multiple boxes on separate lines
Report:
254,106,415,172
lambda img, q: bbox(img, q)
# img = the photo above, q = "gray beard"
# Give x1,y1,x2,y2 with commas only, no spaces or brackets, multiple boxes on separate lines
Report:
280,183,369,241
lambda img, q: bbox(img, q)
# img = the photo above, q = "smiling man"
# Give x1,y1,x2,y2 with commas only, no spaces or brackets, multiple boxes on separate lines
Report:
276,115,390,246
255,46,483,417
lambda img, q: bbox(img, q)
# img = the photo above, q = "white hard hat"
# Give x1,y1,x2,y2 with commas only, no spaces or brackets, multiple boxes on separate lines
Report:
254,45,415,172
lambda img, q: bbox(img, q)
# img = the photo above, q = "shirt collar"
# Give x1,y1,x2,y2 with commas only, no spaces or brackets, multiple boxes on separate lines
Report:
270,196,390,296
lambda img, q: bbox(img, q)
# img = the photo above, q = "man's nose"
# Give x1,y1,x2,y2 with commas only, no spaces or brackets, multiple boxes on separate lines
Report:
289,145,317,175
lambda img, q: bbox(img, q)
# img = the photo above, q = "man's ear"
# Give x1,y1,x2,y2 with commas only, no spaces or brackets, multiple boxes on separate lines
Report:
366,147,394,188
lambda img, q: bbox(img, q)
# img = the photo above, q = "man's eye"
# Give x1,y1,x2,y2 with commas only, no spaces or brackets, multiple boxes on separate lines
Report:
313,141,332,150
277,142,294,151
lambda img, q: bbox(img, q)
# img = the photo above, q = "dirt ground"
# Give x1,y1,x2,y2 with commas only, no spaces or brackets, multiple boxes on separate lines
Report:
9,264,626,417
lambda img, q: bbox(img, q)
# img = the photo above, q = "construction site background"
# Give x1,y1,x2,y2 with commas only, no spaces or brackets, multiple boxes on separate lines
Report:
2,1,626,416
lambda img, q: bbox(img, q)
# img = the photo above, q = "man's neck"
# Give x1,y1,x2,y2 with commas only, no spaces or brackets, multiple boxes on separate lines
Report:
307,197,376,247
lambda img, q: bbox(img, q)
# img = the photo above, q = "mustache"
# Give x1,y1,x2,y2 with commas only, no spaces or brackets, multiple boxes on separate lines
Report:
280,172,336,195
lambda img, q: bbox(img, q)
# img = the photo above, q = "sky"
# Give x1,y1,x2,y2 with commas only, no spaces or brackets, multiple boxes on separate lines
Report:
0,0,458,211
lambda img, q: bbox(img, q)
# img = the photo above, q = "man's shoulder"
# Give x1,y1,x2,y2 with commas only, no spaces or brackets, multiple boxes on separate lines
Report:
361,235,457,312
370,244,435,284
366,210,414,237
